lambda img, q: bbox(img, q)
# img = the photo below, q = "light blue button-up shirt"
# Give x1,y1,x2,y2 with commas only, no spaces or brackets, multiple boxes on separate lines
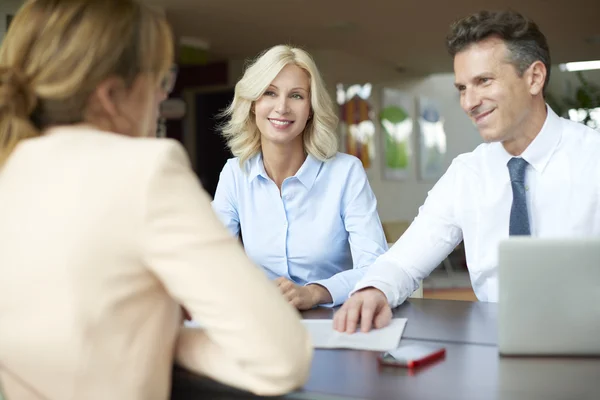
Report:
212,152,388,307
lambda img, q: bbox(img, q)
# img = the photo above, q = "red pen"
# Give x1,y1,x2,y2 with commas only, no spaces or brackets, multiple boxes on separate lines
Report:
378,344,446,368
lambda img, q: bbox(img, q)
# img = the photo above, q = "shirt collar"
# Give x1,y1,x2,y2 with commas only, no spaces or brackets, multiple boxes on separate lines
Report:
295,154,322,190
246,152,323,190
519,105,562,172
491,104,562,172
246,153,268,182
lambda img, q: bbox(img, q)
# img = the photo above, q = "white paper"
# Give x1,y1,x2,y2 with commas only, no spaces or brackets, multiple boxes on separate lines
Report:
301,318,407,351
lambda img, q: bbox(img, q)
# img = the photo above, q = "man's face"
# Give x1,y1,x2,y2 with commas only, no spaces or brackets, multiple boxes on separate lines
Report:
454,37,536,145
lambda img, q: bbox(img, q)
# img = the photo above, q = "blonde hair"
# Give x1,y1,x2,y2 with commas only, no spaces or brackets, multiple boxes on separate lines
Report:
0,0,174,165
221,45,339,166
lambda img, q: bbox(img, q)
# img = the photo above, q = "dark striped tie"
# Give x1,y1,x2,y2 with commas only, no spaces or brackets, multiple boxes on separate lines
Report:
507,157,531,236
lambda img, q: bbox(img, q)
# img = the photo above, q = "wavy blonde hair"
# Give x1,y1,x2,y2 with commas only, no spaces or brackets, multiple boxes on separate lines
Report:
0,0,173,165
221,45,339,166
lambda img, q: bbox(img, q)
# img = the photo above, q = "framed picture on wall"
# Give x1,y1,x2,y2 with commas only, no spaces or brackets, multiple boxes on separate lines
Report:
379,88,415,181
337,83,376,170
417,96,447,181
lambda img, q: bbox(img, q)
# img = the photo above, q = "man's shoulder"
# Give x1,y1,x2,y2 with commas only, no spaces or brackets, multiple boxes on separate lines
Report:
559,117,600,150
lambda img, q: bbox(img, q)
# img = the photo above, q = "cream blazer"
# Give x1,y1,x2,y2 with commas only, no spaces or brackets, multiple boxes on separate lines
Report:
0,126,312,400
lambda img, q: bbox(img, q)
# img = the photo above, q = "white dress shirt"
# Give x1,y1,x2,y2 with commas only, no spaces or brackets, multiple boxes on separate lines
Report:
355,106,600,306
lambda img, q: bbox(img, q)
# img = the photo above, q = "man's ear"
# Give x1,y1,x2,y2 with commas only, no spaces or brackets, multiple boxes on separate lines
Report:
527,61,547,96
92,76,126,117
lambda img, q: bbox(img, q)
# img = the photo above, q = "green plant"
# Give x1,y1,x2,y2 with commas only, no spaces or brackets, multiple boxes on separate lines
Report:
547,71,600,129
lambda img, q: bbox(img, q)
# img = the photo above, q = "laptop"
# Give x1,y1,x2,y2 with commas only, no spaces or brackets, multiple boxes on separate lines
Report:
498,237,600,355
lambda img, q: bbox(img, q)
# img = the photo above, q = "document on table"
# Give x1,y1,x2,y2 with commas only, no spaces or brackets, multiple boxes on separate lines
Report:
301,318,407,351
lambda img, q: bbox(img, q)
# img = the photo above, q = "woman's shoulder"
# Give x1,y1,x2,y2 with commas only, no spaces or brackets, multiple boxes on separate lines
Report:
36,125,192,171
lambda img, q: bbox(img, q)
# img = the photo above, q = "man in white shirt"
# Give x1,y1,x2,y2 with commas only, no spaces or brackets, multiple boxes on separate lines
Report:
333,10,600,333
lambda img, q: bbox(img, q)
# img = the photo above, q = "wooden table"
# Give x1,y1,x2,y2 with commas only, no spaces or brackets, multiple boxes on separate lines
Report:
171,299,600,400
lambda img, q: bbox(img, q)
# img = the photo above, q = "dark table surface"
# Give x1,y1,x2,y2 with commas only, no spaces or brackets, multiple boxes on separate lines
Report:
302,298,498,346
172,299,600,400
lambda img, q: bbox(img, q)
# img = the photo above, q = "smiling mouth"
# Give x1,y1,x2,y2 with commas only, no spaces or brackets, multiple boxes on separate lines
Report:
268,118,294,126
475,109,495,123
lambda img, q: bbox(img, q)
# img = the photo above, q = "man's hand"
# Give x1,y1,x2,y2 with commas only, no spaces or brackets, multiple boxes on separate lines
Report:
333,287,392,333
275,278,332,310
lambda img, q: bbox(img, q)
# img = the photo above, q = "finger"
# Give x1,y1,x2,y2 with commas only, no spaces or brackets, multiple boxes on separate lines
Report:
374,305,393,329
280,280,295,291
290,297,302,309
345,301,362,334
278,283,294,296
282,288,295,301
333,307,347,332
359,301,376,333
281,284,296,296
274,277,287,287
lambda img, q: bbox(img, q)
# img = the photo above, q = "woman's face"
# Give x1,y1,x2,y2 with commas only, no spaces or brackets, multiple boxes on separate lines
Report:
253,64,312,148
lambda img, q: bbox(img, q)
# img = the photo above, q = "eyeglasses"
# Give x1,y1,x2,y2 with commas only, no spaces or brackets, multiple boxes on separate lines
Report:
161,64,178,94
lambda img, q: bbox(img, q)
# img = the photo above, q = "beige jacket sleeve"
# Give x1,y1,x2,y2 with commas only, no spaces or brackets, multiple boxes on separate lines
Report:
140,141,313,396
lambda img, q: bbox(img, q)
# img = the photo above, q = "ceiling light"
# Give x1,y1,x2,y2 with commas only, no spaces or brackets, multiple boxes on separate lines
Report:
558,60,600,72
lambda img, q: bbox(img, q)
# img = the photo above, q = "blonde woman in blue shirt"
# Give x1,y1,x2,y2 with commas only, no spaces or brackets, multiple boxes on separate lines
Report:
213,45,387,310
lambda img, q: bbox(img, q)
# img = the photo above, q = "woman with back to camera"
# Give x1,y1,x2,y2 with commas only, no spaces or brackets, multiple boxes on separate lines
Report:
212,45,388,310
0,1,312,399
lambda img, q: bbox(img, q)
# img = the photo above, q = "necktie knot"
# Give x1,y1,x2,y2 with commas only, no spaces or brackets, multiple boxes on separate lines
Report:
508,157,528,183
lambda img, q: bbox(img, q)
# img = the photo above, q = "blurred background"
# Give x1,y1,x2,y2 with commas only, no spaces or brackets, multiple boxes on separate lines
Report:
2,0,599,300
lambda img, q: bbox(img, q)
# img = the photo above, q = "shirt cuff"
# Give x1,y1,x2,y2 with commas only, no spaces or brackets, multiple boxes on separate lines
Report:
351,279,403,308
306,279,348,308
